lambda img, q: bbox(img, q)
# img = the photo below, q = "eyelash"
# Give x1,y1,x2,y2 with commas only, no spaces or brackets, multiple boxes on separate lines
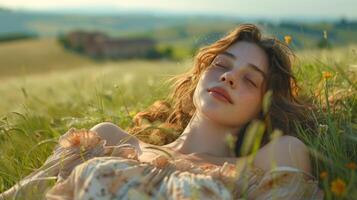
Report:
214,63,257,87
244,76,257,87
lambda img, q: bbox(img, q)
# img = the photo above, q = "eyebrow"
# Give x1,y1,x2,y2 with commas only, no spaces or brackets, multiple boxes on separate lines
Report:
221,51,267,80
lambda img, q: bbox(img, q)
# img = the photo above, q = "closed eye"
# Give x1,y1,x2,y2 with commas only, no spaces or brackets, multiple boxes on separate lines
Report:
213,63,227,69
213,63,257,87
244,76,257,87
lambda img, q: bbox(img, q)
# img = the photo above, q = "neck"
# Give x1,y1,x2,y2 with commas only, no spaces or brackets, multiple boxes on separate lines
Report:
164,111,239,157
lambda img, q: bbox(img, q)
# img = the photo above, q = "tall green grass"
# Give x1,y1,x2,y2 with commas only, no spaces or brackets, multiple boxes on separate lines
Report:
294,45,357,199
0,46,356,199
0,59,190,192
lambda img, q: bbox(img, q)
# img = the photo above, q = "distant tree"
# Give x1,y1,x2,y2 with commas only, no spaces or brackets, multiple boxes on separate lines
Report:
317,38,332,49
162,46,174,59
144,46,176,60
339,17,348,25
0,33,37,43
57,33,84,53
316,30,332,49
0,6,11,12
57,34,70,48
145,47,162,59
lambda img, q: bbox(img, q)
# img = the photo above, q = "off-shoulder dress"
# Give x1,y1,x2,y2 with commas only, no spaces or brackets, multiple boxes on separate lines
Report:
1,129,324,200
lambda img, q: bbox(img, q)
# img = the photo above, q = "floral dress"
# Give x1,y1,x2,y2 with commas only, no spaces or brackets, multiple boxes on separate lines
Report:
1,129,324,200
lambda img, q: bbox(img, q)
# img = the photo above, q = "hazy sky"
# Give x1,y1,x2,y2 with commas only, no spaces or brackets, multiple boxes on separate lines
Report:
1,0,356,19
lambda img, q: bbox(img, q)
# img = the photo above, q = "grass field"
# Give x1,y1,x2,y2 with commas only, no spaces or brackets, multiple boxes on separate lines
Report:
0,38,356,199
0,38,96,78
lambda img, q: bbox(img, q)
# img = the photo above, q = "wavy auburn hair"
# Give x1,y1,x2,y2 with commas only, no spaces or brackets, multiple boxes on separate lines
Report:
128,23,313,156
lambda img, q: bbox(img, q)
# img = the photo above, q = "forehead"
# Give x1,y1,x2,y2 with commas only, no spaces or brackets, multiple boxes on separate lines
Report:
222,41,269,74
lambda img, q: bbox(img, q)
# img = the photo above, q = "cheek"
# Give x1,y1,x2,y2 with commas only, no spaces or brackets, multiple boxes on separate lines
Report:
193,87,199,109
193,77,206,109
193,77,216,116
236,90,262,116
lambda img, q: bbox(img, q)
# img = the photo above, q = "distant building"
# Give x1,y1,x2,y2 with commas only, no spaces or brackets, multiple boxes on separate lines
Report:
65,31,156,59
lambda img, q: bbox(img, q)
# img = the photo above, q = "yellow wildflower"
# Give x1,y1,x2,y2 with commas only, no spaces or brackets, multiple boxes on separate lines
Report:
129,110,137,116
331,178,346,197
346,162,357,170
284,35,292,45
323,71,333,79
320,171,328,179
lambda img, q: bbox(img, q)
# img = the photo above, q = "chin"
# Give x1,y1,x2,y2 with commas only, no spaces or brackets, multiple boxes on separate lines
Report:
199,106,237,126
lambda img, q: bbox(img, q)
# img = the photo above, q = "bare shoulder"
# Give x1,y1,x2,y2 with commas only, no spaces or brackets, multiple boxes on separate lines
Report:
253,135,311,173
90,122,140,146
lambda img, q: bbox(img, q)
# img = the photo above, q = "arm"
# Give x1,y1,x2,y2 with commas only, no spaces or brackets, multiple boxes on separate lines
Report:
1,128,107,199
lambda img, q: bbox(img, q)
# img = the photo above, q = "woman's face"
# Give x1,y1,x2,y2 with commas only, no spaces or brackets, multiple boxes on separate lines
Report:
193,41,269,129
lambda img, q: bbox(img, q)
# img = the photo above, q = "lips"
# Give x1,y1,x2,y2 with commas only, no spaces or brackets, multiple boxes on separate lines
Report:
207,86,233,104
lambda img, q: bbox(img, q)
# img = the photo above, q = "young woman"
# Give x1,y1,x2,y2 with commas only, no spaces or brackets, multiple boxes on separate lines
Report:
1,24,323,199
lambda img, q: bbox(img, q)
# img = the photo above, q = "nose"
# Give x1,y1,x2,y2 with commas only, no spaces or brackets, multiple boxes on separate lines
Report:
220,71,236,88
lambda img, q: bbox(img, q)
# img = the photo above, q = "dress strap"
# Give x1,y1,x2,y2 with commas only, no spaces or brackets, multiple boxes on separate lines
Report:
268,166,317,180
